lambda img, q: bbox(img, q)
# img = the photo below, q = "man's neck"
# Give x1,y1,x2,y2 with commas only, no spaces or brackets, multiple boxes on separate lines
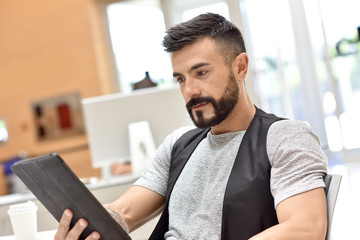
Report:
211,96,256,135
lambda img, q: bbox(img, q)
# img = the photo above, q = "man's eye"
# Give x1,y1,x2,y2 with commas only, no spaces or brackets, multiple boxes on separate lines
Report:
174,77,185,83
197,70,207,77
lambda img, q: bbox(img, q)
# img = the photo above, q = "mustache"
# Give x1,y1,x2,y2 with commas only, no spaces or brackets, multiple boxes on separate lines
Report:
186,97,216,110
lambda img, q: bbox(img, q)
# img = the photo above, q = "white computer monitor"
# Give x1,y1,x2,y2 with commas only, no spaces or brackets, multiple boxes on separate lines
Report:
81,86,192,174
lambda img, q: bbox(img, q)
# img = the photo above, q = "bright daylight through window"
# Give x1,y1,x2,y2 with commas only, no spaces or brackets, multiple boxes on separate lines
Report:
243,0,360,154
107,0,173,93
303,0,360,151
182,2,229,21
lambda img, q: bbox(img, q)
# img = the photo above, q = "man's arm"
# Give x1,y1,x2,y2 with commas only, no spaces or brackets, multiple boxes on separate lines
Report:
54,185,165,240
249,187,327,240
104,185,166,232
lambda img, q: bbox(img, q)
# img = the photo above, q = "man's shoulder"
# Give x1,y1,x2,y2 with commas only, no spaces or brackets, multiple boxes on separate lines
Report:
266,119,321,159
268,119,315,137
266,119,323,165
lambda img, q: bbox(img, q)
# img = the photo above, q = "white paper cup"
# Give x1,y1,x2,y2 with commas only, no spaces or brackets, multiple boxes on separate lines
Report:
8,201,38,240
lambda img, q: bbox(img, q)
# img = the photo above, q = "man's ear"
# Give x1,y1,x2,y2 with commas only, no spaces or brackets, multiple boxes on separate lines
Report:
233,53,249,81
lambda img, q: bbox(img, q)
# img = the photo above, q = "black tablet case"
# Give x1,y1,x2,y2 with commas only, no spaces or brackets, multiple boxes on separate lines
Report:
11,153,131,240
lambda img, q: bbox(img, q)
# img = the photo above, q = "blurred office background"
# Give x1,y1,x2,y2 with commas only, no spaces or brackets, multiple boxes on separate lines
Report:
0,0,359,238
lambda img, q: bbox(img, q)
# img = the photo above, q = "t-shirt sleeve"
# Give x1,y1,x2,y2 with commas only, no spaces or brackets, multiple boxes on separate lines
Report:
133,126,195,197
267,120,328,207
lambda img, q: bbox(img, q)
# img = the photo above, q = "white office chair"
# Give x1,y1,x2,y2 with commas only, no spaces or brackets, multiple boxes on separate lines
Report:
324,174,342,240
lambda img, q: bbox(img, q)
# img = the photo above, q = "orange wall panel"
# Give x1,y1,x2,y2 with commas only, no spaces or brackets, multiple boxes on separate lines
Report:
0,0,109,180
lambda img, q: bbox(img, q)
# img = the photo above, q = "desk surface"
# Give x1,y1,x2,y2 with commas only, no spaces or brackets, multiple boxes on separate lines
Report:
0,230,56,240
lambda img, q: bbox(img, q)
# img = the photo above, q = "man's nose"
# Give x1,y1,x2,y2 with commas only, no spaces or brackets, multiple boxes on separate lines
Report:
183,77,201,99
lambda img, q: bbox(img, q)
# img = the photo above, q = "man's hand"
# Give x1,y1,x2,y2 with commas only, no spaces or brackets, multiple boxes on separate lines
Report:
54,209,101,240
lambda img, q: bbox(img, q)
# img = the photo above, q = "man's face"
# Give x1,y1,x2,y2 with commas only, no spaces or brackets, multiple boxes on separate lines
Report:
171,37,240,128
185,72,239,128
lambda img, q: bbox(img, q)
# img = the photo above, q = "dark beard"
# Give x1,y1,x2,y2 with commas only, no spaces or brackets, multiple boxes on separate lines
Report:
186,72,239,128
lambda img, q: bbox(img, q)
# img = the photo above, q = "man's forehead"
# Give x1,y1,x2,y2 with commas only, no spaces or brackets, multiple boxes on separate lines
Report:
171,38,220,70
172,37,217,54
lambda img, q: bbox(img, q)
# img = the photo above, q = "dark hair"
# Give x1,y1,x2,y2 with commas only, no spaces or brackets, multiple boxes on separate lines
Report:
162,13,246,66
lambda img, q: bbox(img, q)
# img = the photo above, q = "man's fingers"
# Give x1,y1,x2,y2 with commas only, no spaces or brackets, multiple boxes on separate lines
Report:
66,218,88,239
54,209,73,240
85,231,101,240
54,209,99,240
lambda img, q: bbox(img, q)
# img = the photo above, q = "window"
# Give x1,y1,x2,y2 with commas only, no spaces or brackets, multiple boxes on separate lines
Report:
303,0,360,151
182,2,229,21
241,0,360,161
106,0,173,93
240,0,300,119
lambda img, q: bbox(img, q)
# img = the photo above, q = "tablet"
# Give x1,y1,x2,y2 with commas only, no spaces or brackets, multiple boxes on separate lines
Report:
11,153,131,240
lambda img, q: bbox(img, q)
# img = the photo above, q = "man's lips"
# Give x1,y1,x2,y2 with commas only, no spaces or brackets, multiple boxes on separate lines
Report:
186,97,214,112
192,102,208,110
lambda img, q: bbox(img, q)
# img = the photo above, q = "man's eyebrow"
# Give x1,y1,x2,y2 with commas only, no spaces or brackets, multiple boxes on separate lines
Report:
189,62,210,73
173,72,182,77
173,62,210,77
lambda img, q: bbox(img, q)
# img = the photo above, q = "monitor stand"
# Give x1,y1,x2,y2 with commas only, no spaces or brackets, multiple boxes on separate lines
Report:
128,121,156,175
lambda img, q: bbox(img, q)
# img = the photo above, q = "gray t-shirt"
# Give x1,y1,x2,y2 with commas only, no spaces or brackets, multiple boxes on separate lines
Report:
134,120,327,239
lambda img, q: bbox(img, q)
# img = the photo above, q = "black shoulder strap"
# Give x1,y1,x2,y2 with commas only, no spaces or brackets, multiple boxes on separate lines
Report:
149,127,209,240
167,128,209,198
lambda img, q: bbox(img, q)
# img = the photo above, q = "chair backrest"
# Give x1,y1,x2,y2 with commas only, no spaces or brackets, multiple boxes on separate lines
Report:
324,174,342,240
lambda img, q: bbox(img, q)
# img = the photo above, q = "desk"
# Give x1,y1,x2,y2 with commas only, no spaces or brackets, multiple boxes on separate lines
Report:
0,230,56,240
0,217,158,240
